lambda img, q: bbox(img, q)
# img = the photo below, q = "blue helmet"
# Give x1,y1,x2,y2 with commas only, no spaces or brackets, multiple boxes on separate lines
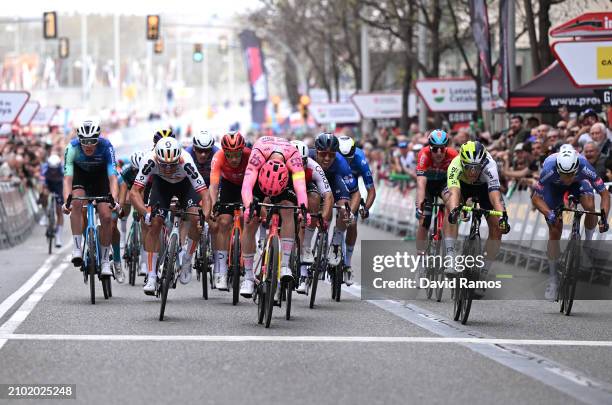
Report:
428,129,448,147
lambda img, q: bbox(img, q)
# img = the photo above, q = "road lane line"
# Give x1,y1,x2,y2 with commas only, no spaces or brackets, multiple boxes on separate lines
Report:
0,261,69,350
0,245,70,322
341,283,612,405
1,334,612,346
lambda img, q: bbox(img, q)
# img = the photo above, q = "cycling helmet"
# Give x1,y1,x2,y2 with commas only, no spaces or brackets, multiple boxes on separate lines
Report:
153,128,175,145
459,141,486,166
130,151,145,169
47,154,61,169
155,137,181,164
76,119,101,140
221,131,245,151
428,129,448,147
290,140,309,159
193,130,215,149
314,132,338,152
258,160,289,197
337,135,356,159
556,148,579,175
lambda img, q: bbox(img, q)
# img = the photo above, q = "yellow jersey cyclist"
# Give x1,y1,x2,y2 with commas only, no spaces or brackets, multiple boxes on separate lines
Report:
62,119,121,276
130,137,212,295
444,140,510,277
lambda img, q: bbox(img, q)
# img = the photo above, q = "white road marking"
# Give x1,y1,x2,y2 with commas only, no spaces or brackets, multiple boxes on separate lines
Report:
0,333,611,346
0,245,70,321
0,261,69,350
341,282,612,405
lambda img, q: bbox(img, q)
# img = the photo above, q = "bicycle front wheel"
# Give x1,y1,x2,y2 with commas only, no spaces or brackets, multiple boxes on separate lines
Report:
87,228,96,305
562,242,579,316
231,228,241,305
160,235,178,321
265,236,280,328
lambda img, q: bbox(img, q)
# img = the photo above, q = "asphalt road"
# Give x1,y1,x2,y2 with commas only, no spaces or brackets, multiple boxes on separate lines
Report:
1,221,611,405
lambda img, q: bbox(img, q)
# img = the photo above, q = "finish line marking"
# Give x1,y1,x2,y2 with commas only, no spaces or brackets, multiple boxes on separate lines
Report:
0,334,611,346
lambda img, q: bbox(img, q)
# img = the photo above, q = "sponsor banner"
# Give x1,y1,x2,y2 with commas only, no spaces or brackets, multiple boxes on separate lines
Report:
308,103,360,124
361,240,612,300
594,89,612,104
552,39,612,87
415,78,505,112
550,12,612,38
0,91,30,124
17,101,40,126
508,95,602,112
351,92,417,119
238,30,268,125
31,106,59,126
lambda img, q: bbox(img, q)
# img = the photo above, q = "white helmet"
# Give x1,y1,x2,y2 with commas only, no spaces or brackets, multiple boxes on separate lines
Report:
130,151,145,169
337,135,356,158
556,148,579,175
47,154,61,168
76,119,101,139
155,137,181,164
193,130,215,149
290,140,308,159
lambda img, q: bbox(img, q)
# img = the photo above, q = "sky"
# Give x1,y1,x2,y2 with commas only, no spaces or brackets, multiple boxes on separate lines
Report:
0,0,261,18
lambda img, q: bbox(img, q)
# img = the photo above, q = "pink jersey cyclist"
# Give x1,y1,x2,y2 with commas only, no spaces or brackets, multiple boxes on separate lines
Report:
242,136,308,208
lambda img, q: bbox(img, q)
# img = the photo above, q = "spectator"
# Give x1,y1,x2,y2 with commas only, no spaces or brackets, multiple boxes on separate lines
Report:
392,141,414,176
508,115,530,151
544,129,561,155
556,120,568,138
558,106,570,123
526,116,540,130
452,128,470,149
501,143,538,190
590,122,611,157
582,141,607,179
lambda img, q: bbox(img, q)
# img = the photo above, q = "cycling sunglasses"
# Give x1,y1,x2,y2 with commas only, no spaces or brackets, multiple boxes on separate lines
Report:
464,163,482,171
80,138,98,146
431,146,446,153
158,161,178,169
224,150,243,159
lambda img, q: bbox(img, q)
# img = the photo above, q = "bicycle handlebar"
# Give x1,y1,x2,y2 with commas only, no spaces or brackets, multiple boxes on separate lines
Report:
66,194,115,208
460,204,504,217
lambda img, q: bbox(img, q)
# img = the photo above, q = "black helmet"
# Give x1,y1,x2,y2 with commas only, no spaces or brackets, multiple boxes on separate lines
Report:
153,128,175,145
314,132,338,152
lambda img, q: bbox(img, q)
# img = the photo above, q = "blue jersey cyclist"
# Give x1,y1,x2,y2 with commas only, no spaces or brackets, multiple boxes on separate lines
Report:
531,144,610,300
40,154,65,248
185,130,219,187
311,133,361,284
62,119,121,279
337,135,376,286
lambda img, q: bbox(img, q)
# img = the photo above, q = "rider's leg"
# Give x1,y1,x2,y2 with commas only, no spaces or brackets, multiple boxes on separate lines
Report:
242,218,259,281
279,200,295,276
443,187,460,256
69,188,86,264
580,194,597,240
216,214,232,277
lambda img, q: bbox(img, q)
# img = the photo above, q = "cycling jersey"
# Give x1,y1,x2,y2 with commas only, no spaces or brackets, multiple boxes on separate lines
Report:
447,152,501,192
242,136,307,208
186,145,219,186
133,150,206,193
120,164,139,190
63,138,118,177
349,148,374,189
309,150,358,201
533,153,606,207
209,147,252,187
416,146,458,182
40,163,64,184
305,157,332,195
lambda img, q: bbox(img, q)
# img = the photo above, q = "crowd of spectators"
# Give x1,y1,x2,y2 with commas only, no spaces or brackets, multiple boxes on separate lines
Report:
350,107,612,197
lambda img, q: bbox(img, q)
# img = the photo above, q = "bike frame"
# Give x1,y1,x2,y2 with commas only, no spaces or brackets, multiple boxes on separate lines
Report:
83,202,100,270
228,207,243,268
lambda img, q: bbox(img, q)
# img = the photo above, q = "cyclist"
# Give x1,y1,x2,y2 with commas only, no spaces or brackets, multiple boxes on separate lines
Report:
291,140,334,294
414,130,458,277
153,128,176,145
337,135,377,285
208,131,256,296
40,154,65,248
531,144,609,299
444,140,510,278
242,135,309,302
118,151,150,275
130,137,212,295
62,119,121,277
311,133,361,282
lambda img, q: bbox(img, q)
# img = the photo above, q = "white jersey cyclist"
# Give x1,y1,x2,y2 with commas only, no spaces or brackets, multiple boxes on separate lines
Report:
305,156,332,195
134,149,207,192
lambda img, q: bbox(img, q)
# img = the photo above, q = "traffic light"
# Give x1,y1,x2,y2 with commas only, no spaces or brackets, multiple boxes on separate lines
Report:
193,44,203,63
146,15,160,41
58,37,69,59
154,38,164,54
43,11,57,39
299,95,310,121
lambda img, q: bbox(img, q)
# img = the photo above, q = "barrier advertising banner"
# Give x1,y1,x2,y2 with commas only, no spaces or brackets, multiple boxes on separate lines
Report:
308,103,361,124
351,92,417,119
17,101,40,126
415,78,505,112
0,91,30,124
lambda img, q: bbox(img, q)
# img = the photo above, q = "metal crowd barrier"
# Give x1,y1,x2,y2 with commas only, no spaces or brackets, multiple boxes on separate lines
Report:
0,181,40,249
366,180,612,287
